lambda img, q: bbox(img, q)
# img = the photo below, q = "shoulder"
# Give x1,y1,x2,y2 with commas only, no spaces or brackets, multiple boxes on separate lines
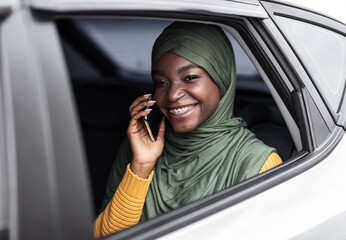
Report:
258,152,282,174
233,130,276,181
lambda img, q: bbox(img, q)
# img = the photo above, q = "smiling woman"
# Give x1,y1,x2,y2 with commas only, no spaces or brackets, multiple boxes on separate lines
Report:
93,21,282,238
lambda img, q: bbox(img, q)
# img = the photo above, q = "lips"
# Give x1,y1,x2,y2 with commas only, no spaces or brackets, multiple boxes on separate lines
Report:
167,104,196,117
169,106,193,115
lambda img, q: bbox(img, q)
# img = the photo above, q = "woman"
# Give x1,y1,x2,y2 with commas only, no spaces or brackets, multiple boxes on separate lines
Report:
94,21,282,238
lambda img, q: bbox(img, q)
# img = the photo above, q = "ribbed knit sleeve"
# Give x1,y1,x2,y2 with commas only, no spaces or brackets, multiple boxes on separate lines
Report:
94,164,153,238
258,152,282,174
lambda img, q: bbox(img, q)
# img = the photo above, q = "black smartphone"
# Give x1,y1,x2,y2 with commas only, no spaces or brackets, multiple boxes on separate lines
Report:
143,100,163,141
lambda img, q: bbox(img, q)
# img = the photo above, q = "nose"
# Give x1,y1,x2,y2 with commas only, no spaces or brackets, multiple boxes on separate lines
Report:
166,82,185,102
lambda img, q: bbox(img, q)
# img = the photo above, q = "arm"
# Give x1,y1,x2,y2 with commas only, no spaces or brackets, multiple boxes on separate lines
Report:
95,94,165,238
258,152,282,174
94,164,153,238
94,152,281,238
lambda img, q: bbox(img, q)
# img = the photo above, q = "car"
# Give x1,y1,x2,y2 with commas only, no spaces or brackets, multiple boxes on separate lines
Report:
1,0,346,239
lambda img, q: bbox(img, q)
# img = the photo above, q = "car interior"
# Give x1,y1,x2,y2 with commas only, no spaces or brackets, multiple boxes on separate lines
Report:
56,18,296,215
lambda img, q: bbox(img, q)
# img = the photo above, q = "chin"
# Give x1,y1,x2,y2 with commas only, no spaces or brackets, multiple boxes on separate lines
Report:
171,123,197,133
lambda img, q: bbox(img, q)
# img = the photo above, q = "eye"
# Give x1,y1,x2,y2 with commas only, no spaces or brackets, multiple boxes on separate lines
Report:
153,79,168,87
184,75,199,81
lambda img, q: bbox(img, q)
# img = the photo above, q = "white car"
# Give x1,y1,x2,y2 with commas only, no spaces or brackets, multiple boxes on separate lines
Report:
1,0,345,239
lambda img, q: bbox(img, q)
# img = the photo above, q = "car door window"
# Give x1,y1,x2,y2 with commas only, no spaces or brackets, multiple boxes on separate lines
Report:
275,16,346,113
57,17,293,216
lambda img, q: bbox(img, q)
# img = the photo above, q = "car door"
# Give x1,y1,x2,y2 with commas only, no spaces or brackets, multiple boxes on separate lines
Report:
18,0,346,239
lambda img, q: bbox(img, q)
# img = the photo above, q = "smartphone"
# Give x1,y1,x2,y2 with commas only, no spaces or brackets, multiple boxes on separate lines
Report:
143,100,163,141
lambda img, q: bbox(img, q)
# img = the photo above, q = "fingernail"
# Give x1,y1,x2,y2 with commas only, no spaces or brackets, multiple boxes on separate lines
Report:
143,94,151,97
148,100,156,104
144,108,152,112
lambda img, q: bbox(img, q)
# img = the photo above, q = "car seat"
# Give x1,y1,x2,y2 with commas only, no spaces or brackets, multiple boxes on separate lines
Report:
236,102,295,160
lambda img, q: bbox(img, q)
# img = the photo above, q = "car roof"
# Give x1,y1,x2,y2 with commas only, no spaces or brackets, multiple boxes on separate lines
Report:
5,0,345,25
26,0,269,18
272,0,346,24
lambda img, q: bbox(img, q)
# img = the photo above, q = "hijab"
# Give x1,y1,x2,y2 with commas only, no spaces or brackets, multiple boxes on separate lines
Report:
101,22,275,220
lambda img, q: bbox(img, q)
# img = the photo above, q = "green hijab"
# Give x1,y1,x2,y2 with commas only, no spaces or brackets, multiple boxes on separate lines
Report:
101,22,275,220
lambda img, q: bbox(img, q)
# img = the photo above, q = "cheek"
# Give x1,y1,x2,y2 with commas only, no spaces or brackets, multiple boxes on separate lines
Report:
209,88,220,106
153,90,163,105
193,83,219,103
201,84,220,114
153,93,167,115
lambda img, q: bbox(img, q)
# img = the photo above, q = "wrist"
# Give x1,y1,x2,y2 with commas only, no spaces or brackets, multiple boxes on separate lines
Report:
121,164,153,199
130,161,155,179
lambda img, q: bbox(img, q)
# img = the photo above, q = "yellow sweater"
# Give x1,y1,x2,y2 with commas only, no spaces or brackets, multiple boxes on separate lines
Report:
94,152,282,238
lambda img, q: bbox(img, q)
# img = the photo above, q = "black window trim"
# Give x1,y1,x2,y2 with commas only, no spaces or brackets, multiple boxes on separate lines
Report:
247,18,314,151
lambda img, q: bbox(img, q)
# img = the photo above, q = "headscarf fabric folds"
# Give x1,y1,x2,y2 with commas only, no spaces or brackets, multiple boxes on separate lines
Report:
101,22,275,220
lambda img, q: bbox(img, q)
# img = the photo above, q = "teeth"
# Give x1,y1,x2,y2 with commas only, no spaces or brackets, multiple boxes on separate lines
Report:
169,106,192,115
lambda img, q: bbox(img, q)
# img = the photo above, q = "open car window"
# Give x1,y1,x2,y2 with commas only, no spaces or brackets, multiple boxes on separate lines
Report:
56,16,297,232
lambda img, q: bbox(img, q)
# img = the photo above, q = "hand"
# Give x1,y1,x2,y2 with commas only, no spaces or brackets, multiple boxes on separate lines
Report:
127,94,165,178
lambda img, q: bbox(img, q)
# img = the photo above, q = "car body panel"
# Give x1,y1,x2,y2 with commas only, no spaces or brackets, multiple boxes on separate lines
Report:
160,127,346,239
1,7,93,240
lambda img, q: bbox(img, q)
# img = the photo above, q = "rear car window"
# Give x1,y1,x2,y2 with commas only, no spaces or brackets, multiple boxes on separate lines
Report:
275,16,346,113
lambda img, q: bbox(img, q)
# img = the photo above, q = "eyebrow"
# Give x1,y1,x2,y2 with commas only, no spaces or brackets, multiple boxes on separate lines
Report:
152,64,201,76
178,64,201,73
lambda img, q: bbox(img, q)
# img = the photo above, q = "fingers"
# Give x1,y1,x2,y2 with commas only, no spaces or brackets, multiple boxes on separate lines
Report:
129,94,150,114
127,110,149,137
129,94,156,117
131,108,152,121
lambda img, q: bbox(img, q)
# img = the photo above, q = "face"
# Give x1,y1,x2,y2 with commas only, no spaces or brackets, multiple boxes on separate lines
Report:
152,52,220,133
